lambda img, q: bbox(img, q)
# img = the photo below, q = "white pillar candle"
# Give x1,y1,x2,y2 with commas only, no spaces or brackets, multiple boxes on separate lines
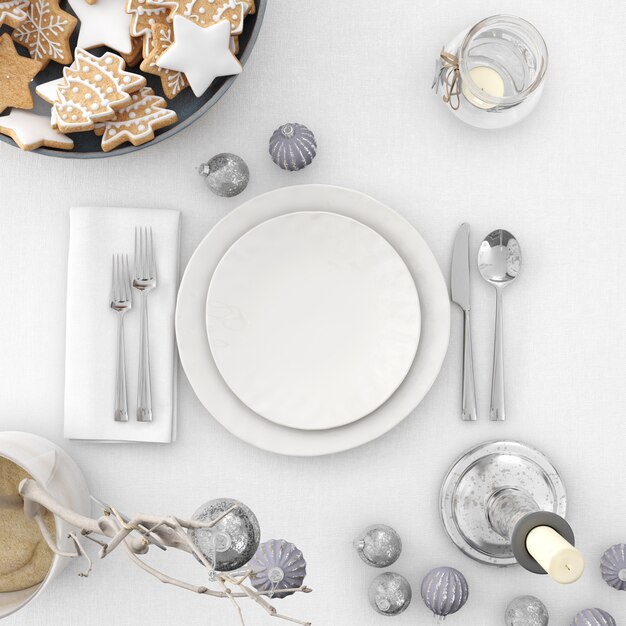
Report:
526,525,585,584
462,66,505,109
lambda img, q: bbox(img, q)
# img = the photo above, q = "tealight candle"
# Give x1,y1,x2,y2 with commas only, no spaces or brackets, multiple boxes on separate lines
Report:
526,525,585,584
461,66,505,109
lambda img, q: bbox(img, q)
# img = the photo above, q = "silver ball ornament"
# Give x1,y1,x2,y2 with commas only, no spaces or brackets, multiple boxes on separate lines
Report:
269,123,317,171
198,153,250,197
421,566,469,618
505,595,549,626
600,543,626,591
249,539,307,599
353,524,402,568
570,608,616,626
188,498,260,571
368,572,412,616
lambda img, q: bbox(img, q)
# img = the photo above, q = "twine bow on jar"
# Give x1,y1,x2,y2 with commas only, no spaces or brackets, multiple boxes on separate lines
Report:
436,51,461,110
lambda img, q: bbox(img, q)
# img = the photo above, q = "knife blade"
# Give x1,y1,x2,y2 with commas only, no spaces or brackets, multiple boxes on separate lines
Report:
451,223,477,421
451,223,471,311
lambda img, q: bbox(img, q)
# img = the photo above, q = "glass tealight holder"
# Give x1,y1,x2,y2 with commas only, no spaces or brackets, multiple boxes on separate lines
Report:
434,15,548,129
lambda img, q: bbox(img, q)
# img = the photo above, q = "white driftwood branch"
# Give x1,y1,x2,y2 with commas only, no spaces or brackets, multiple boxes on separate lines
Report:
11,479,311,626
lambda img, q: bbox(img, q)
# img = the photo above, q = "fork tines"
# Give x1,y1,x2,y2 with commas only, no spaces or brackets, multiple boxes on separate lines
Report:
111,254,131,307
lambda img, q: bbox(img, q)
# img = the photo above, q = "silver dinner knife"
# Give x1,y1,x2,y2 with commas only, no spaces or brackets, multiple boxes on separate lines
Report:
451,223,477,421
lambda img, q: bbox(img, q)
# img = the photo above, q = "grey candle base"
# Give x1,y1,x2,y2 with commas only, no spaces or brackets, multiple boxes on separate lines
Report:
511,511,575,574
439,441,568,567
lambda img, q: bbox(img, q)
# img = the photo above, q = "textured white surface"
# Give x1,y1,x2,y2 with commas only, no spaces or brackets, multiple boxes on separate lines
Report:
0,0,625,624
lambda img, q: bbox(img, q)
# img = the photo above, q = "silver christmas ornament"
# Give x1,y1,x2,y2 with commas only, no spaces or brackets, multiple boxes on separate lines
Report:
420,566,469,619
249,539,307,599
600,543,626,591
198,153,250,197
368,572,412,616
505,595,549,626
353,524,402,568
188,498,260,571
570,608,616,626
269,123,317,171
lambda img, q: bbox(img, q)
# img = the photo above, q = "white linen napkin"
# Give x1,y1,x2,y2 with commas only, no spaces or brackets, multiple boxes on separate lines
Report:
64,207,180,443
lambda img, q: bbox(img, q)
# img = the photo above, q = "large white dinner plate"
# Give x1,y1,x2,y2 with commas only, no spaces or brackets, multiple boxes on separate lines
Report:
176,185,450,456
206,211,421,430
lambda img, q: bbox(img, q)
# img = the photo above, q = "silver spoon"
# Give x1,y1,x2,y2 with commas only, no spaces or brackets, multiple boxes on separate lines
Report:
478,229,521,421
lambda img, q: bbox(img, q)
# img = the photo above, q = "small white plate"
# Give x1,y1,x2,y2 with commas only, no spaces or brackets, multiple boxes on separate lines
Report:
206,211,420,430
176,184,450,456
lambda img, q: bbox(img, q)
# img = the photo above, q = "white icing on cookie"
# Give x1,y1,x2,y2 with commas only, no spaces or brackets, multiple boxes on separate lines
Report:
0,109,73,150
68,0,132,54
156,16,241,97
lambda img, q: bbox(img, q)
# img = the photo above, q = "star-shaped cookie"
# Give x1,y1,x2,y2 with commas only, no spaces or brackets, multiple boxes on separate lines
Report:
0,109,74,150
139,22,187,99
12,0,78,68
67,0,133,54
94,86,177,151
0,0,29,27
156,16,241,97
0,34,43,112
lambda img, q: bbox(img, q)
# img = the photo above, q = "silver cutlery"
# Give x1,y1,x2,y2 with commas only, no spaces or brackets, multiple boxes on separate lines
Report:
478,229,521,421
110,254,132,422
451,223,477,421
133,226,157,422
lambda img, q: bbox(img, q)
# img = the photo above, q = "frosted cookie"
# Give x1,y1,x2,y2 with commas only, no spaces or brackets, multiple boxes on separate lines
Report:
12,0,78,68
156,16,241,97
0,109,74,150
139,22,187,99
53,48,146,132
68,0,133,54
0,0,29,27
126,0,169,51
0,34,43,113
182,0,248,35
35,76,65,103
94,86,177,151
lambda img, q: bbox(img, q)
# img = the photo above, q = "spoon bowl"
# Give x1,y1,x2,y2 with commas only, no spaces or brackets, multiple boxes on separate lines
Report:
478,229,521,421
478,229,521,287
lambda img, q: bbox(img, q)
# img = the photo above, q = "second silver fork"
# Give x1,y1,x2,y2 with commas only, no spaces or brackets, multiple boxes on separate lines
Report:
133,226,157,422
111,254,132,422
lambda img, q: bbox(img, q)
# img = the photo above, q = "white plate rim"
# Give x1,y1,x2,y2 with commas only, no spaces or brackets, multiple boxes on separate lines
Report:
176,184,450,456
205,210,421,430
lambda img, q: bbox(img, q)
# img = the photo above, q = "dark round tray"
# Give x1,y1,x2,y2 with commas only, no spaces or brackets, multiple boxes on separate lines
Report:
0,0,265,158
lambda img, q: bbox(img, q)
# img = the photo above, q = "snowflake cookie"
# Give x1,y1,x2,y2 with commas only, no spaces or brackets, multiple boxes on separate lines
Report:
12,0,77,68
53,48,146,133
94,86,177,151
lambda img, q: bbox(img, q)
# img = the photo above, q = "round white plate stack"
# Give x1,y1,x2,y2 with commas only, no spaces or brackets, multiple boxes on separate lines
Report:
176,184,449,456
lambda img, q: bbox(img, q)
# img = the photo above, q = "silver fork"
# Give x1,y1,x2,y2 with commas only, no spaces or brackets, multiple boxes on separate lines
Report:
110,254,132,422
133,226,157,422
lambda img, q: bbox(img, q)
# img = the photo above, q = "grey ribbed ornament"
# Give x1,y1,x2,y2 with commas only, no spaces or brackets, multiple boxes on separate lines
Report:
269,123,317,171
353,524,402,568
600,543,626,591
505,595,549,626
420,567,469,619
570,608,616,626
249,539,307,599
188,498,260,571
368,572,412,616
198,153,250,197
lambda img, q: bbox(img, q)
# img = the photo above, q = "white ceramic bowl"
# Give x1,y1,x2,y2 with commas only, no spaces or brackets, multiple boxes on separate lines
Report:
0,432,91,619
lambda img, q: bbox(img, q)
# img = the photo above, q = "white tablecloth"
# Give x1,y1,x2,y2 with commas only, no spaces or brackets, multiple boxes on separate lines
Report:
1,1,625,624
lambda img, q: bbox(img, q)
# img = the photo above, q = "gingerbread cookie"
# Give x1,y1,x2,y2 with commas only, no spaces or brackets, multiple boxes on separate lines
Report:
156,16,241,97
12,0,78,68
183,0,247,35
0,34,43,113
126,0,169,41
53,48,146,132
68,0,133,54
0,0,29,28
121,36,144,66
94,86,177,151
0,109,74,151
139,22,187,99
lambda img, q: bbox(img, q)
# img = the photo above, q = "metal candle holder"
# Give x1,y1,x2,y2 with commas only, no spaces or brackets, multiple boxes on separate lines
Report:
440,441,576,574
